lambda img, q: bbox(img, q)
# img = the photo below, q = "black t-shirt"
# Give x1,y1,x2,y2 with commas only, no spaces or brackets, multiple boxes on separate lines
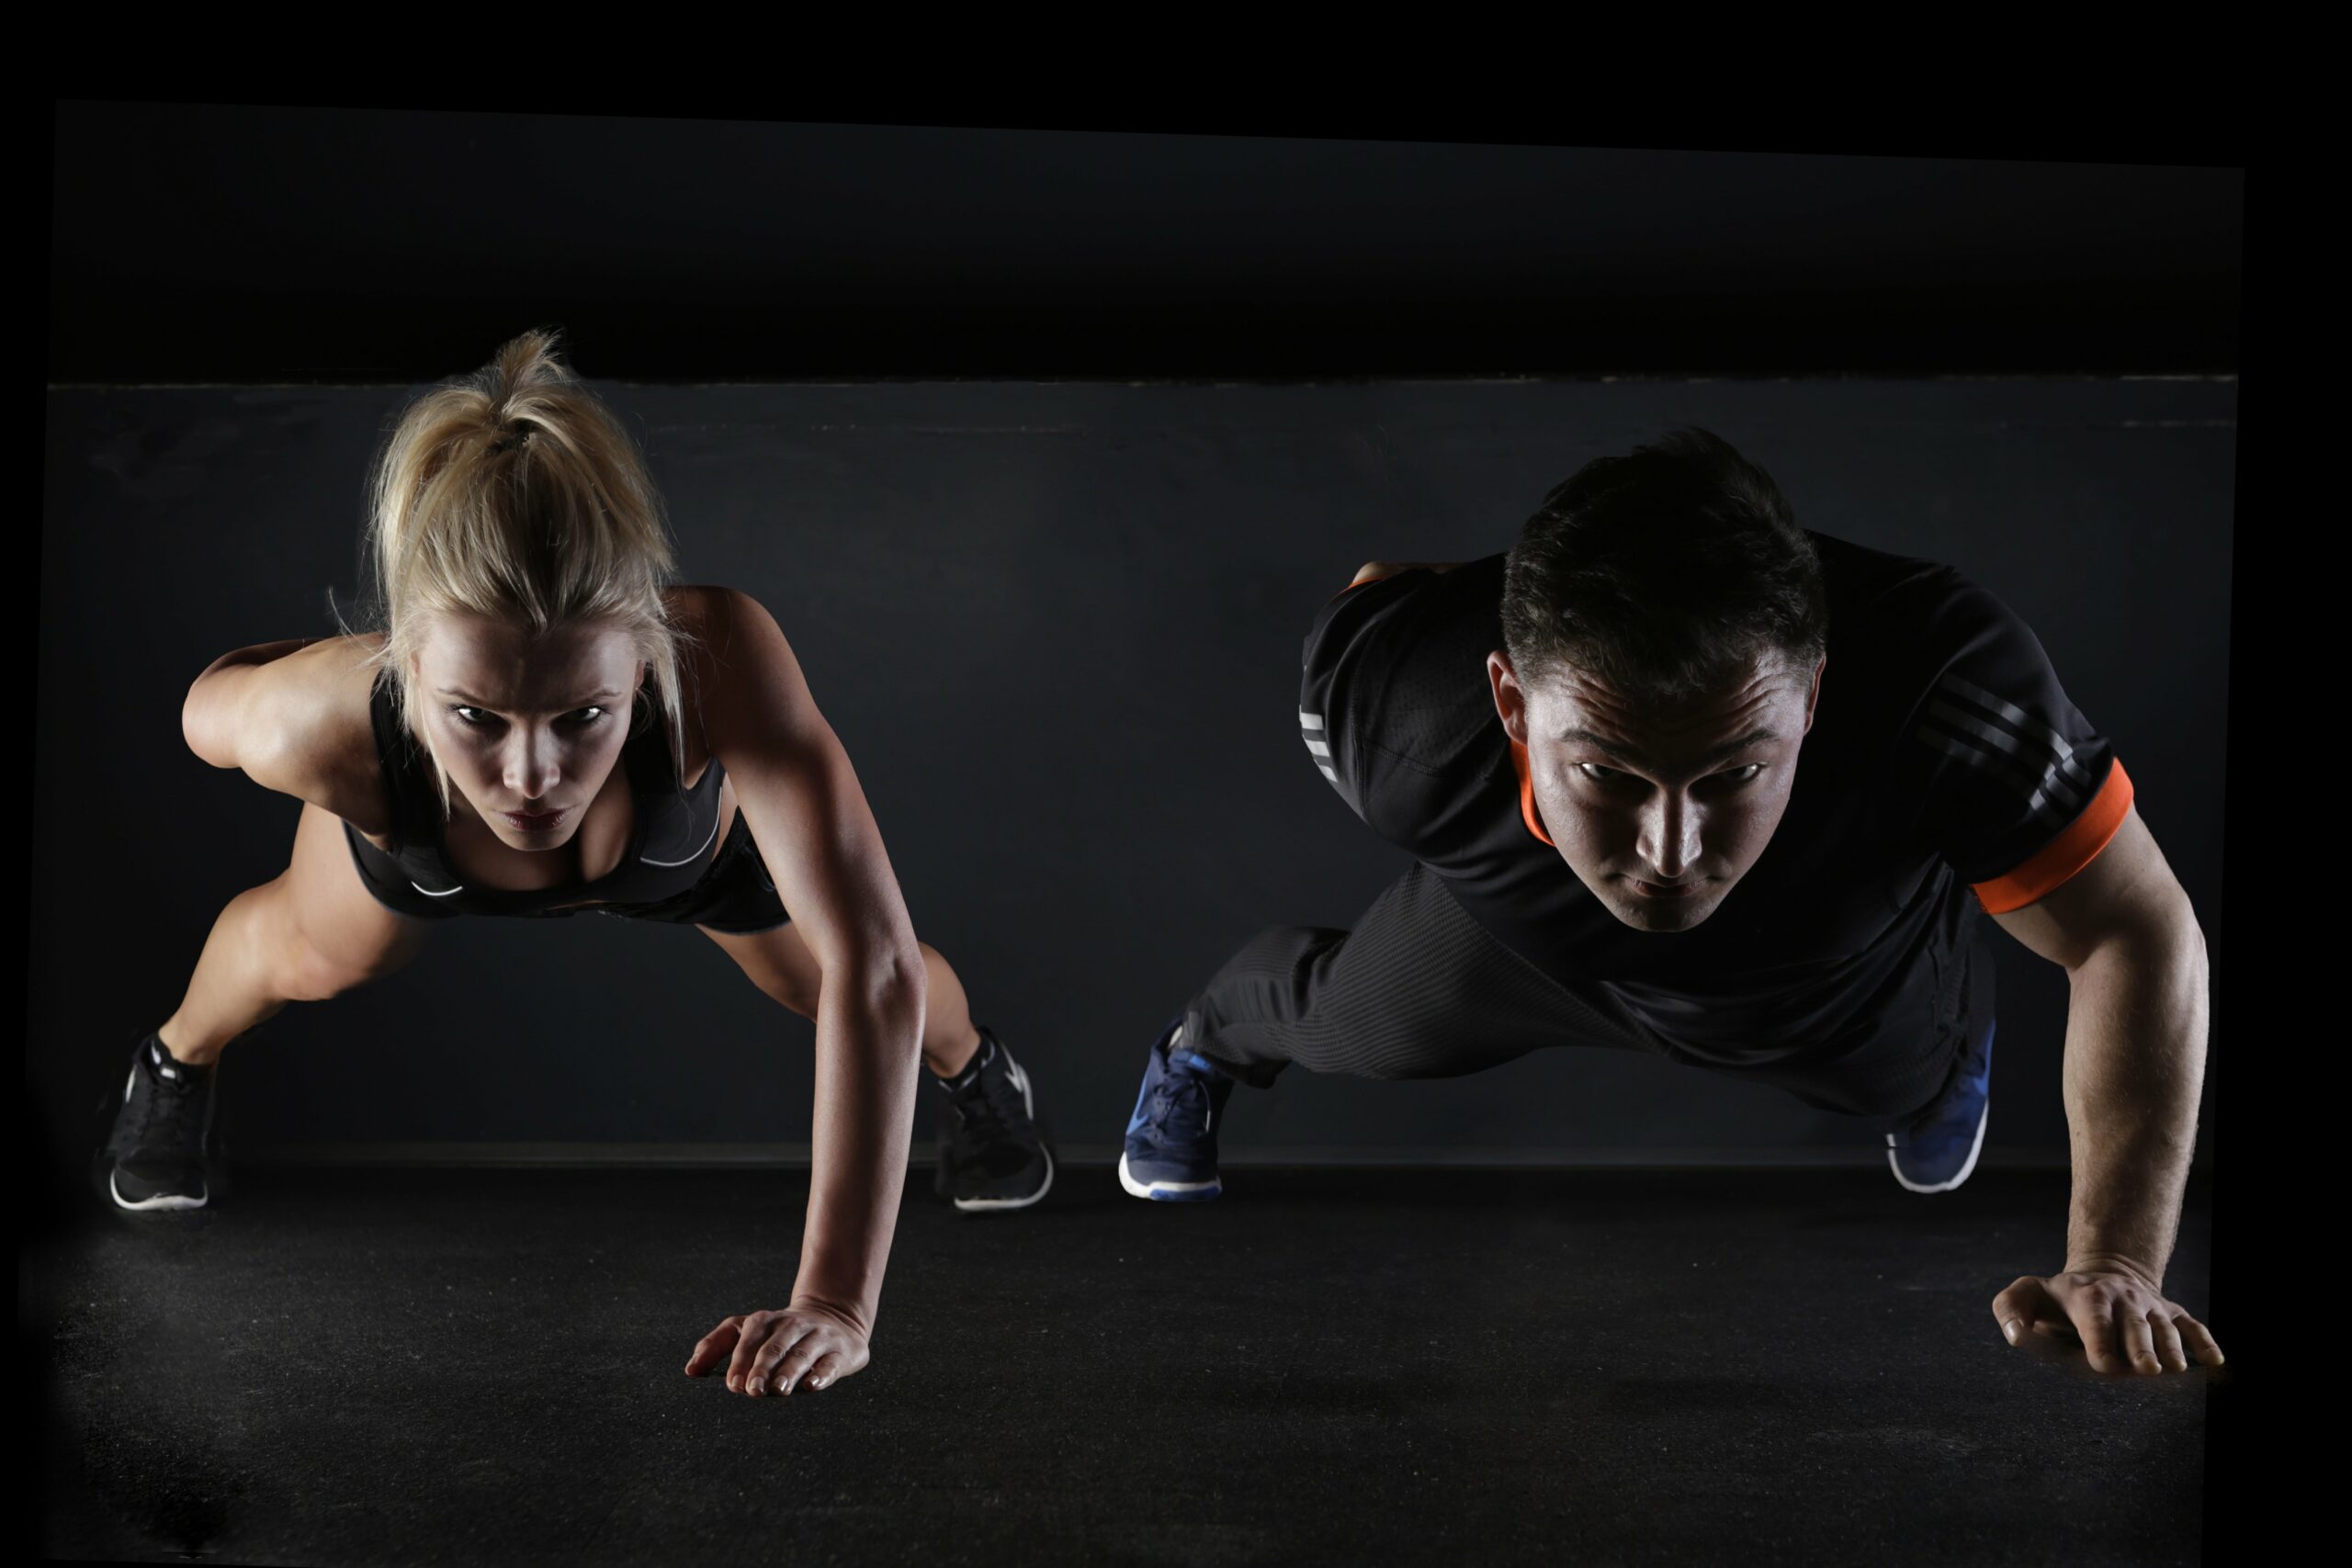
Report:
1295,532,2134,1080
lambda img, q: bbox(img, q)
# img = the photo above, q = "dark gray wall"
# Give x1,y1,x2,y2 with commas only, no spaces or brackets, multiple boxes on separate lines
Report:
34,378,2234,1161
49,107,2241,380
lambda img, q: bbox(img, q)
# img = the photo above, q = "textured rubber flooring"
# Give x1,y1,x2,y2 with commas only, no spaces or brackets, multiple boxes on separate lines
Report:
28,1166,2214,1565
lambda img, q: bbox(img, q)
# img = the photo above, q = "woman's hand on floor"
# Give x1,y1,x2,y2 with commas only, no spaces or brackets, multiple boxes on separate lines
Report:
684,1301,871,1396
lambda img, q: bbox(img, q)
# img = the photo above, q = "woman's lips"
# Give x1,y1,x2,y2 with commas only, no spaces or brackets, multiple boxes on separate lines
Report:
503,807,567,832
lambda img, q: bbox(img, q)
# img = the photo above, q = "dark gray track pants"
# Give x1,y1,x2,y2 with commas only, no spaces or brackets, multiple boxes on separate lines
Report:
1182,862,1983,1125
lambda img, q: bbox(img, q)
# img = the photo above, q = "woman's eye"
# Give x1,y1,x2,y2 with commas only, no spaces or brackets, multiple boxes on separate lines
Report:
451,706,489,726
571,706,608,725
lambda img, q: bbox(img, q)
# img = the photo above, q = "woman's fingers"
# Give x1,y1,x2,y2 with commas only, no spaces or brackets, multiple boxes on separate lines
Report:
684,1314,744,1377
803,1350,844,1392
765,1328,834,1396
695,1306,873,1397
745,1317,820,1396
726,1310,780,1392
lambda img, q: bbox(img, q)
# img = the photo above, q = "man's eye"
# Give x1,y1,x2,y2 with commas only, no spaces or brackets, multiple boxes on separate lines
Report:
1577,763,1624,783
1724,764,1764,784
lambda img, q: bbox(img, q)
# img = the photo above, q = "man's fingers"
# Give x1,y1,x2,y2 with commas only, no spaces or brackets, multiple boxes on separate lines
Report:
2117,1303,2161,1375
1991,1277,2050,1346
745,1320,819,1396
2064,1289,2127,1373
685,1315,744,1377
2175,1313,2225,1367
2148,1311,2189,1373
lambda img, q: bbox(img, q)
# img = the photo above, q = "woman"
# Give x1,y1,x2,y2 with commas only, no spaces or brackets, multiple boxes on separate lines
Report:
96,330,1056,1398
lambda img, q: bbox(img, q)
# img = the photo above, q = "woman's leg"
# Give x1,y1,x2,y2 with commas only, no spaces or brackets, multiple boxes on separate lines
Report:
703,921,1052,1210
158,803,431,1064
699,923,983,1077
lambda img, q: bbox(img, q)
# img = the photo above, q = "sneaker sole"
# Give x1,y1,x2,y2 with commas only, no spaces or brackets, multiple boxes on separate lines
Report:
95,1036,222,1213
108,1169,208,1213
953,1147,1056,1213
1886,1100,1990,1194
1117,1150,1221,1202
944,1036,1056,1213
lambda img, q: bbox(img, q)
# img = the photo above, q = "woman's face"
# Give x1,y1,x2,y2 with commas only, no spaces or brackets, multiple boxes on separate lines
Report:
410,614,645,850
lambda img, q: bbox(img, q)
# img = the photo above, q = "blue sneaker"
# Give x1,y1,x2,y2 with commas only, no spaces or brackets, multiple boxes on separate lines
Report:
1118,1016,1236,1201
1887,1018,1995,1193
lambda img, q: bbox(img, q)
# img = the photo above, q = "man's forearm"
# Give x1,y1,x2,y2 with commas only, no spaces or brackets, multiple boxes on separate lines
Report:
791,966,925,1335
1350,559,1462,587
2060,925,2211,1282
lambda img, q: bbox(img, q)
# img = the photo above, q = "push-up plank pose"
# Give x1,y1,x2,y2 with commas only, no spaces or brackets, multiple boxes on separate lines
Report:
98,332,1055,1398
1122,429,2221,1378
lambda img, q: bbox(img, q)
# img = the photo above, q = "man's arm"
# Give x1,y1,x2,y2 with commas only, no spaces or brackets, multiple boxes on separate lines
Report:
1985,805,2222,1373
1347,559,1462,588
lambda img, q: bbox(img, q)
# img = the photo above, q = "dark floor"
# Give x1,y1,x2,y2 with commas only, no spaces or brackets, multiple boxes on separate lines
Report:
29,1165,2213,1566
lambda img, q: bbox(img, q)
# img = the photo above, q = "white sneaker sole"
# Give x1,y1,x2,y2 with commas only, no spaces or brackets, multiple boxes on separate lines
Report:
109,1169,207,1212
946,1040,1055,1213
953,1147,1055,1212
1887,1100,1990,1194
1117,1150,1221,1201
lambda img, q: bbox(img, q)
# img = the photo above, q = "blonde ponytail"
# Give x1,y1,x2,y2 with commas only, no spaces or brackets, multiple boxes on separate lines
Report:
351,328,695,814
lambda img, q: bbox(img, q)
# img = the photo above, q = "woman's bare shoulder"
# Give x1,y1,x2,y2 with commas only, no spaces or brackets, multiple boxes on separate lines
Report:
665,584,796,684
241,633,395,829
664,583,760,636
662,585,818,751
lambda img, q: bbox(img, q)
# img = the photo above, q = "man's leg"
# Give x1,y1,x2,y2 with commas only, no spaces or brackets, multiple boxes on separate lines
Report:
1122,862,1653,1201
1182,861,1647,1087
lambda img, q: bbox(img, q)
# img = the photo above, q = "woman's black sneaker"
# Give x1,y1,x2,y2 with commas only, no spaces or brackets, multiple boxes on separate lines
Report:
96,1032,218,1212
932,1027,1054,1213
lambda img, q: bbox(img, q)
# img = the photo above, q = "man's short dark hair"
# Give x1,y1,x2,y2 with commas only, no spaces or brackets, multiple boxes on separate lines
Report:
1501,427,1827,704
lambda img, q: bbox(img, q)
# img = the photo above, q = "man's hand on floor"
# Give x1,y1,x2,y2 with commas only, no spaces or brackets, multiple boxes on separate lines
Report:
1992,1261,2222,1375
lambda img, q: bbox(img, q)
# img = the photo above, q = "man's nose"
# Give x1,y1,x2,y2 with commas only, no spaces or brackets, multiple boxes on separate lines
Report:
1637,792,1703,878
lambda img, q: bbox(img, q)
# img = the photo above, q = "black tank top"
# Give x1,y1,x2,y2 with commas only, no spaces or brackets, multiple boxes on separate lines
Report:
342,671,729,919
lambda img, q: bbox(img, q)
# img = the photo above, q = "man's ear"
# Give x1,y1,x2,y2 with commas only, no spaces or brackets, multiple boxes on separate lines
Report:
1488,650,1529,745
1803,656,1826,735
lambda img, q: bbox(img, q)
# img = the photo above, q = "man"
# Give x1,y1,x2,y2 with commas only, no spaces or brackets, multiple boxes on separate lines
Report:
1120,428,2221,1378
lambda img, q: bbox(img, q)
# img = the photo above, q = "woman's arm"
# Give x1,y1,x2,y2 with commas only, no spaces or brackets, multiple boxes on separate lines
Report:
688,588,927,1389
182,636,390,830
182,638,322,767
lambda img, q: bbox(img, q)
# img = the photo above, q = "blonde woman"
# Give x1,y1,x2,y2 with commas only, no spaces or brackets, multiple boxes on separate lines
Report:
97,331,1055,1398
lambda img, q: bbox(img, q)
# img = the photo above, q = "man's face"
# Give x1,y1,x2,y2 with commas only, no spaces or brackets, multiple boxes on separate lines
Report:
1488,649,1824,933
